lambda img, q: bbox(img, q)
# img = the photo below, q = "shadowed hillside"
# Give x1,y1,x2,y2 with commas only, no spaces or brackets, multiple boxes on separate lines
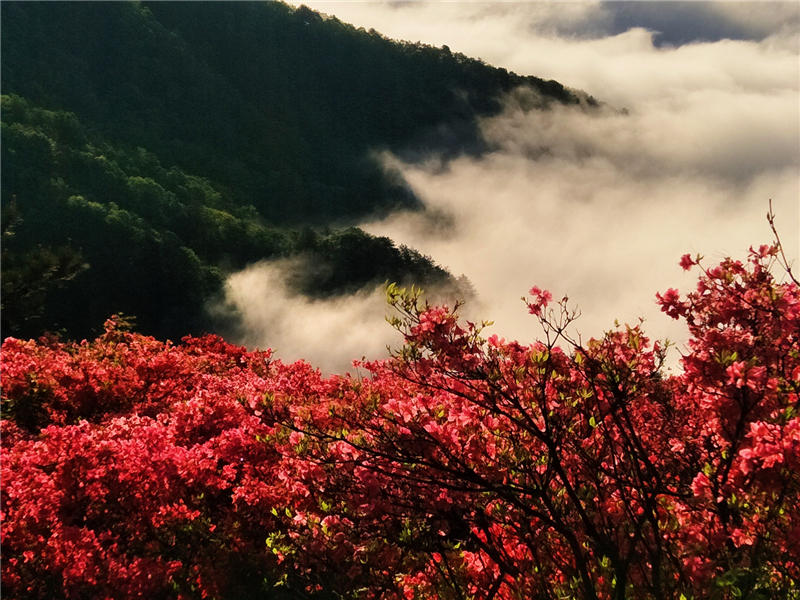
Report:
1,1,588,341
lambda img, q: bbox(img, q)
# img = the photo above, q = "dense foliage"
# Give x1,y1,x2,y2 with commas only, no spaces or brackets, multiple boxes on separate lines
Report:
0,91,458,342
1,0,580,341
3,244,797,599
2,1,584,225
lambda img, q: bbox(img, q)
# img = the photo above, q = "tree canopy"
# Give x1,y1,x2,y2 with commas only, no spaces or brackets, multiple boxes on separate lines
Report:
1,1,585,341
0,94,458,341
2,1,584,224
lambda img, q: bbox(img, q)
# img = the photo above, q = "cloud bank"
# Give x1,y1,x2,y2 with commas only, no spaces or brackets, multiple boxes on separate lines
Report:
219,259,402,374
224,3,799,372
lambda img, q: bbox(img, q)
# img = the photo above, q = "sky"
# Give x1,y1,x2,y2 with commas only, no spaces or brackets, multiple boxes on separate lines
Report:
225,1,800,373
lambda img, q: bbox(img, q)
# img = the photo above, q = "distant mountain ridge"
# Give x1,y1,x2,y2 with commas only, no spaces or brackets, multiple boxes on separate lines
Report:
1,1,589,342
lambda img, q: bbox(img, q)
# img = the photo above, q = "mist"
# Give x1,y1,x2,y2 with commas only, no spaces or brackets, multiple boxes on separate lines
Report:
223,2,799,373
220,259,402,374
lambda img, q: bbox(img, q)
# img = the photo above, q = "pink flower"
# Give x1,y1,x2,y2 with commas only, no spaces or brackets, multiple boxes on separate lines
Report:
679,253,696,271
691,472,713,499
527,286,553,316
751,244,776,258
656,288,685,319
731,528,755,547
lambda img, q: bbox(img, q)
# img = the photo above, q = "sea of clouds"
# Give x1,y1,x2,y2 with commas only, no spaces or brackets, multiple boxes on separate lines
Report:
224,1,799,373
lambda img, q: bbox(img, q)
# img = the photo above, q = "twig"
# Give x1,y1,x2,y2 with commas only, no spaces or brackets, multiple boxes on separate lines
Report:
767,199,799,285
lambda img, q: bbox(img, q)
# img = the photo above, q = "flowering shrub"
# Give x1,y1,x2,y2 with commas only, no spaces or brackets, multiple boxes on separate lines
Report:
1,322,331,599
2,241,798,599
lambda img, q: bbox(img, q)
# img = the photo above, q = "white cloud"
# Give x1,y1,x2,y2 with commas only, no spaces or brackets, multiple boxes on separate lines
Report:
220,259,403,374
227,3,799,371
364,120,798,361
360,31,799,361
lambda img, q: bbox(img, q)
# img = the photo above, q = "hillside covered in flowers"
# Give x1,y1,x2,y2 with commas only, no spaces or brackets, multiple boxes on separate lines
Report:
2,240,798,600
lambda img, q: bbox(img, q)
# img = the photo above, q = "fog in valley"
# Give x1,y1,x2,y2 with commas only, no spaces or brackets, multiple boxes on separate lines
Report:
224,1,800,373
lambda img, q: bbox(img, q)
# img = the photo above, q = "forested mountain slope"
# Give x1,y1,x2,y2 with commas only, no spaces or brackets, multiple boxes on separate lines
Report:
1,1,588,342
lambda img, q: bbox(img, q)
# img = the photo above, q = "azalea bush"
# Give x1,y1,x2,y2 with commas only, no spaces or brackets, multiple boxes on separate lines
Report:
2,239,798,599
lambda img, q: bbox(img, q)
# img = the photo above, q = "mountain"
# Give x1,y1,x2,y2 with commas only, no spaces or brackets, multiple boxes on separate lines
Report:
1,1,589,342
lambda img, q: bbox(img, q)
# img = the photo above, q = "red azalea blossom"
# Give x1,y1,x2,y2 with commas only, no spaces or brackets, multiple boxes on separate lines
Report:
2,242,799,599
679,253,696,271
527,286,553,316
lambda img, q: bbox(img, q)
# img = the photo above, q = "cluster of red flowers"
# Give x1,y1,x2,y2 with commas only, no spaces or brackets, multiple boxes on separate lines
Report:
2,243,798,599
